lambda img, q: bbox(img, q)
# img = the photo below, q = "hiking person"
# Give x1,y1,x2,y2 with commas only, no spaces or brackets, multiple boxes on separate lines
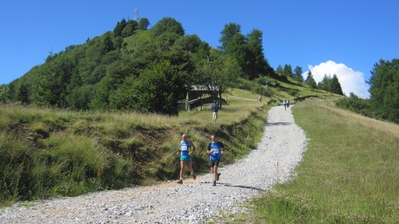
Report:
210,100,219,123
283,99,287,110
177,134,196,184
207,134,225,186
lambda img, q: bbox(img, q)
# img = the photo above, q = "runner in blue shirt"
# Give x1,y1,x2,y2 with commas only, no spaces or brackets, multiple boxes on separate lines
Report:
207,134,225,186
177,134,196,184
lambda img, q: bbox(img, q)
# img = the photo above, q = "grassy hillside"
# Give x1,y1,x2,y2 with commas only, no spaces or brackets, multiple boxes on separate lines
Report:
232,99,399,223
0,77,336,205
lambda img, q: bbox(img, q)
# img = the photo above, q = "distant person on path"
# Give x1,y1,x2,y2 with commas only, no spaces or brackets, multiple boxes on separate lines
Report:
207,134,225,186
283,99,287,110
177,134,196,184
259,95,262,102
211,100,219,123
287,100,290,108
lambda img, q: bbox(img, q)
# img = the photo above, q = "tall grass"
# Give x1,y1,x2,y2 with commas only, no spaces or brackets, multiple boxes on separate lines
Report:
0,87,271,205
242,99,399,223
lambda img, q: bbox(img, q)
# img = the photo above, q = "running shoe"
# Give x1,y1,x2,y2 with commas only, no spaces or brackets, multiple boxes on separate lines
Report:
192,174,196,180
213,181,216,186
177,179,183,184
217,173,221,181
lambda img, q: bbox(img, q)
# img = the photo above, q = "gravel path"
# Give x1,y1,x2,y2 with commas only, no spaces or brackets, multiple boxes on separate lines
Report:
0,105,307,224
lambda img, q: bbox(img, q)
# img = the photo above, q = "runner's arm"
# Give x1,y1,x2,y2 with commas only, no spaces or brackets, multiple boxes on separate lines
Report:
189,141,196,155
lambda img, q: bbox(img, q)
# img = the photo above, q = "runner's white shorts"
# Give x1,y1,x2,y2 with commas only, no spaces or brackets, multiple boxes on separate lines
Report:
212,112,218,119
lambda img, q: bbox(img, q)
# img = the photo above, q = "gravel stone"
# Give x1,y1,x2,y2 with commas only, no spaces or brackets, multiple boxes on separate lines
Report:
0,105,307,223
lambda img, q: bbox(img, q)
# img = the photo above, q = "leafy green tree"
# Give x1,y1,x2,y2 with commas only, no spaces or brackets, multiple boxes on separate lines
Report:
155,32,182,50
138,18,150,30
113,36,124,49
32,52,75,107
209,49,241,108
66,85,95,110
293,66,304,82
111,60,187,115
368,58,399,123
16,83,30,104
90,60,136,110
335,92,371,116
174,35,202,53
0,84,10,103
122,20,138,37
33,63,59,106
191,41,211,64
85,38,103,63
151,17,184,38
101,34,115,55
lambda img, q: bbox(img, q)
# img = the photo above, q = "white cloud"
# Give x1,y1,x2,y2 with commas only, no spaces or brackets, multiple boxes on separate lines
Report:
304,60,370,99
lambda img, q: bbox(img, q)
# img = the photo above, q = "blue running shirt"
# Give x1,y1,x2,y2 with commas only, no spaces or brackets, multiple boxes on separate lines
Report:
209,142,222,160
180,141,191,156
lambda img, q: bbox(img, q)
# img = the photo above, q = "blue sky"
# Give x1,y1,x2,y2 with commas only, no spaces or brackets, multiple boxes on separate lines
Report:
1,1,398,99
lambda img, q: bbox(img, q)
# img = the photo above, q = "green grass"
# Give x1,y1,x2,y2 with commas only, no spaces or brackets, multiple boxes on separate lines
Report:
0,77,337,206
0,86,274,205
235,99,399,223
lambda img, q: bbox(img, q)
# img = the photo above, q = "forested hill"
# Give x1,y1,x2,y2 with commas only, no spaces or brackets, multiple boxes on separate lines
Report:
3,15,397,123
4,16,278,115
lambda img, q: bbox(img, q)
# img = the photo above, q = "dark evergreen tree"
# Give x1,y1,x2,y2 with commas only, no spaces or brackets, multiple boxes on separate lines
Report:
244,29,270,80
113,18,127,36
218,23,241,53
225,33,246,78
276,65,283,76
330,74,344,95
293,66,304,82
283,64,293,77
318,74,331,90
305,70,317,89
317,74,343,95
368,58,399,123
